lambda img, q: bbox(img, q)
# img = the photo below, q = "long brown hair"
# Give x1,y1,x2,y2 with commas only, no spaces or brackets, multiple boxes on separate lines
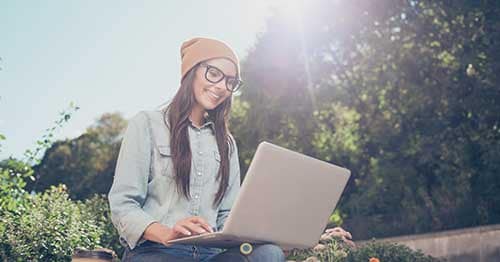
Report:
162,62,235,208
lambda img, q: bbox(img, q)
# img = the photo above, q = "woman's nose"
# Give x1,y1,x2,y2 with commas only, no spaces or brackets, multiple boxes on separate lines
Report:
214,79,226,91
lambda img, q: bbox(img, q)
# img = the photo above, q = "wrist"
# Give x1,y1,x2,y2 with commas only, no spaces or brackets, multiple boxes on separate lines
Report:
143,222,157,241
144,222,166,242
146,222,177,244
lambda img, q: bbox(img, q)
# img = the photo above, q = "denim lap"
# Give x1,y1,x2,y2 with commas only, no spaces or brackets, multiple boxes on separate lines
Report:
122,241,285,262
202,243,285,262
123,241,222,262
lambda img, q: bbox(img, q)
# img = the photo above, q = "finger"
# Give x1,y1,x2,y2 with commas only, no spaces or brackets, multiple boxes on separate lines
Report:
191,217,214,233
191,216,213,231
183,222,206,234
346,231,352,239
173,224,192,236
183,221,208,234
198,223,213,233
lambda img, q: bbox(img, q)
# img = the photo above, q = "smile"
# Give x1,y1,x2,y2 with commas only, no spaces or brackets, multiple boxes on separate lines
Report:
207,90,221,99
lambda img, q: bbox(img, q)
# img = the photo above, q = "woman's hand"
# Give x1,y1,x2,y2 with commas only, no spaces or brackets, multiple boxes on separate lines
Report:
143,216,214,246
320,227,355,247
168,216,214,240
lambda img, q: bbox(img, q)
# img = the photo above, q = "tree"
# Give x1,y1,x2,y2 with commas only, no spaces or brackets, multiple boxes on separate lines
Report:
27,113,127,200
230,0,500,239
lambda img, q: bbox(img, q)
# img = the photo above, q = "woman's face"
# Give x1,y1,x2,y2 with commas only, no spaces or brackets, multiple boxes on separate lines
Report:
192,58,237,111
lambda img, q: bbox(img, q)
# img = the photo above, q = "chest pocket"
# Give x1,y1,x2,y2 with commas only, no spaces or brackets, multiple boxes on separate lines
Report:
156,144,175,181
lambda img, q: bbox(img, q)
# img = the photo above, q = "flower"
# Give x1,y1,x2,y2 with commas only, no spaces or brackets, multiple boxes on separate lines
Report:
466,64,476,76
313,244,326,252
369,258,380,262
304,256,320,262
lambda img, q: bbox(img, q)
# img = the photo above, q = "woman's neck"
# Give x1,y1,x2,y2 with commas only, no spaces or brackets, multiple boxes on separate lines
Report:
189,105,206,128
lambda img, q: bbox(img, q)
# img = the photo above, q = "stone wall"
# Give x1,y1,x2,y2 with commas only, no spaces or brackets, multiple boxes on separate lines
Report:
358,224,500,262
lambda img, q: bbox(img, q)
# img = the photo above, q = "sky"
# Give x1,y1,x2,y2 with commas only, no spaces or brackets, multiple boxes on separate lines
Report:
0,0,281,161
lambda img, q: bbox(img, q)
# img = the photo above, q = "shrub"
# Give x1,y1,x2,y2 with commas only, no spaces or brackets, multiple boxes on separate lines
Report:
0,158,33,213
287,237,350,262
82,194,124,257
285,237,443,262
345,240,443,262
1,185,103,261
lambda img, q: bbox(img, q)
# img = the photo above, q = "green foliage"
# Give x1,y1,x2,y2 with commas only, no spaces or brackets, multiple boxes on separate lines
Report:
0,133,5,153
287,237,349,262
0,103,124,261
1,1,499,260
0,158,32,213
82,194,124,257
0,101,79,214
345,241,443,262
23,102,79,166
329,210,344,226
231,0,500,239
286,237,442,262
27,112,127,200
1,185,103,261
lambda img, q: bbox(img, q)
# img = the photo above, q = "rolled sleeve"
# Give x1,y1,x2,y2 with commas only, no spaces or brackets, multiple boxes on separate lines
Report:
108,111,157,250
216,137,241,232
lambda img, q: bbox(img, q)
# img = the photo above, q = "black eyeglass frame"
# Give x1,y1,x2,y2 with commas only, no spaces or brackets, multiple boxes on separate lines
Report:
199,63,243,92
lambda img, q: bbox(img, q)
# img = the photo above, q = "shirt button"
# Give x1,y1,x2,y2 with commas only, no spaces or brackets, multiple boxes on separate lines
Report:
194,194,199,199
197,171,202,176
198,151,203,155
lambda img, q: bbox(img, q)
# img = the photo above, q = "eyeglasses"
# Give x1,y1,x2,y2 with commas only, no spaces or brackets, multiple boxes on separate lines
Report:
199,63,243,92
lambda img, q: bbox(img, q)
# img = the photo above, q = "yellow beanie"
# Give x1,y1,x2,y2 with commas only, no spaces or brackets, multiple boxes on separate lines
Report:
180,37,240,80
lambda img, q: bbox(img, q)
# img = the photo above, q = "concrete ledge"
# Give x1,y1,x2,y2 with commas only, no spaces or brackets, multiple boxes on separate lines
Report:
356,224,500,262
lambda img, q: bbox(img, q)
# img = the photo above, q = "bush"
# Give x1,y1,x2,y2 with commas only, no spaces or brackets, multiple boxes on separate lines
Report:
286,237,443,262
0,103,122,261
82,194,124,257
345,240,443,262
0,158,33,213
0,185,103,261
286,237,350,262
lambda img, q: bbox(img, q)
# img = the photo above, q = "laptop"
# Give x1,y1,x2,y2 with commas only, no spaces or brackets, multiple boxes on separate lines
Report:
166,141,351,250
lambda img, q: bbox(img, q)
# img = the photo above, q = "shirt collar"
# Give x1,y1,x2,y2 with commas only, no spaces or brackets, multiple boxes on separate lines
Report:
188,117,215,131
161,107,216,131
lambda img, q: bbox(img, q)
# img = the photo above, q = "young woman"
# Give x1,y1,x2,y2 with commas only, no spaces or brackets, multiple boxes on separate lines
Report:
108,37,287,261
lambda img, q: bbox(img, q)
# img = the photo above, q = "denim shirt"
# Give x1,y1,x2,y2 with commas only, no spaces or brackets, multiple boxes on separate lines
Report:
108,110,241,250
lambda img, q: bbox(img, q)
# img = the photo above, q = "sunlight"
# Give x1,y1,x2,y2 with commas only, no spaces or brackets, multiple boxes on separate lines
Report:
268,0,317,108
243,0,306,29
271,0,304,23
240,0,316,107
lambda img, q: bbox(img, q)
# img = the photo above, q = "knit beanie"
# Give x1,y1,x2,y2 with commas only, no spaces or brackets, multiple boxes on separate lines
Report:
180,37,240,80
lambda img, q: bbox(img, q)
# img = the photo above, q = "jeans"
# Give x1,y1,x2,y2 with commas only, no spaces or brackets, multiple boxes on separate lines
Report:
122,240,286,262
